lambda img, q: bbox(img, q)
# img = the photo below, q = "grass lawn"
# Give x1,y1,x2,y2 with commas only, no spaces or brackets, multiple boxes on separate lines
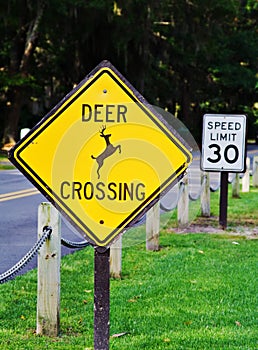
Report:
0,153,14,170
0,186,257,349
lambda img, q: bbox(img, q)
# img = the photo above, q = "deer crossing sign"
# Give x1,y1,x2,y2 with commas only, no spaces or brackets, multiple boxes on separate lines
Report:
9,61,192,247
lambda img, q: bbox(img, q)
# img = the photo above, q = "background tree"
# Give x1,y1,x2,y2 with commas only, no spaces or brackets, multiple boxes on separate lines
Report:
0,0,46,145
0,0,257,147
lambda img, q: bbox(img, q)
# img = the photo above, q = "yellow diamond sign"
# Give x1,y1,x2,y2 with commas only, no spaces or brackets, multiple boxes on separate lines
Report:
9,61,192,247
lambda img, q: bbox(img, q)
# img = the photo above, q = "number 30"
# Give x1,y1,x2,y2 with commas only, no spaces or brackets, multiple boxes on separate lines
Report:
207,144,239,164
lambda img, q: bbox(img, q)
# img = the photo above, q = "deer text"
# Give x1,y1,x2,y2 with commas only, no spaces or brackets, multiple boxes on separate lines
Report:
60,181,146,201
82,104,127,123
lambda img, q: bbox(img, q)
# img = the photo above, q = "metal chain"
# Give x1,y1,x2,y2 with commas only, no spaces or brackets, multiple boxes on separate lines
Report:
210,183,220,192
160,171,226,211
0,226,52,284
61,237,90,249
188,175,207,201
0,226,92,284
160,183,183,212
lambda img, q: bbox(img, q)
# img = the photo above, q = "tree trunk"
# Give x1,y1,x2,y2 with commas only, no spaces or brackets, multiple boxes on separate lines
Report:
2,88,23,146
2,0,45,147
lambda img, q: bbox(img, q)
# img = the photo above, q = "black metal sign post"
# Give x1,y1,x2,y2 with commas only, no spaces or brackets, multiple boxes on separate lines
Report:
219,171,229,229
94,247,110,350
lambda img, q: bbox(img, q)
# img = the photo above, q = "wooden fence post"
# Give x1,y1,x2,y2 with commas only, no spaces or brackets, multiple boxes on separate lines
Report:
232,173,240,198
242,157,250,192
201,172,210,217
252,156,258,187
146,202,160,251
37,202,61,337
110,236,122,278
177,175,189,227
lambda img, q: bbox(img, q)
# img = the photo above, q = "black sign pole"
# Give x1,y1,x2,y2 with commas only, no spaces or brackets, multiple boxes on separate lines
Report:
94,247,110,350
219,171,229,229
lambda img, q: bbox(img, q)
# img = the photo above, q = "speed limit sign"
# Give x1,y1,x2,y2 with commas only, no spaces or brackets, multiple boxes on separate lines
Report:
201,114,246,172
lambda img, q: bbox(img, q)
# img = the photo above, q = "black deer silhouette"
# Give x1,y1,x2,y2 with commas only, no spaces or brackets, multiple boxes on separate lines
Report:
91,125,121,179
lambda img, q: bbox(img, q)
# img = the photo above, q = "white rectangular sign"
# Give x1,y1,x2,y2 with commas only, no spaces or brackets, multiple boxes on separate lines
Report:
201,114,246,172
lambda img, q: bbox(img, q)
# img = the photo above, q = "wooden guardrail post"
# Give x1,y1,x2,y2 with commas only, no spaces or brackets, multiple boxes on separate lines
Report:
201,172,210,217
232,173,240,198
177,176,189,227
242,157,250,192
146,202,160,251
252,156,258,187
110,236,122,278
37,202,61,337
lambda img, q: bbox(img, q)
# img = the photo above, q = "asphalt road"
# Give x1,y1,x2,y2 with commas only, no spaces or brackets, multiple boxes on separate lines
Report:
0,143,257,280
0,169,87,278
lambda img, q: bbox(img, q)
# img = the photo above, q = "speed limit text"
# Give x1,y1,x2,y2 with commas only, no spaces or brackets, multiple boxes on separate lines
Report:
207,120,242,142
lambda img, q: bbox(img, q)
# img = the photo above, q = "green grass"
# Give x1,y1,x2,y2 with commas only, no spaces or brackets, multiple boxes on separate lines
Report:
215,186,258,228
0,186,257,349
0,153,14,170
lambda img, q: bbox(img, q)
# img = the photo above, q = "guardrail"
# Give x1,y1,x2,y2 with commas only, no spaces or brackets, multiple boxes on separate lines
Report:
0,226,52,284
146,156,255,250
112,155,256,278
0,203,90,337
0,221,89,285
0,156,256,337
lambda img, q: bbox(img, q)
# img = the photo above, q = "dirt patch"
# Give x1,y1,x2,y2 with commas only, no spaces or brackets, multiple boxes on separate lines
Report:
167,216,258,239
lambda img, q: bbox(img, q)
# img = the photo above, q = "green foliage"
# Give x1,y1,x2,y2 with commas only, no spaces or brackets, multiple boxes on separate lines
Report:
0,72,35,92
0,0,257,144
